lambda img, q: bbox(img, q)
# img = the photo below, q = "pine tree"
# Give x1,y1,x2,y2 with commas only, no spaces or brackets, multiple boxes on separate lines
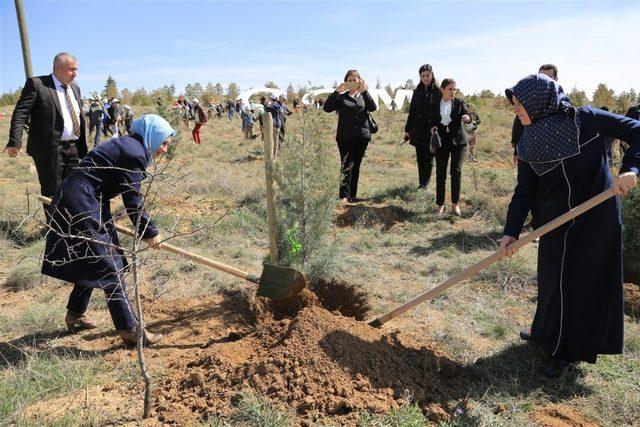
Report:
120,88,132,104
403,79,415,90
265,81,280,89
214,83,224,97
227,83,240,100
102,75,119,99
568,86,589,107
375,77,382,89
592,83,616,111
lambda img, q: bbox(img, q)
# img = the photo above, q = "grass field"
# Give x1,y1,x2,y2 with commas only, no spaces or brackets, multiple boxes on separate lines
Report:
1,99,639,426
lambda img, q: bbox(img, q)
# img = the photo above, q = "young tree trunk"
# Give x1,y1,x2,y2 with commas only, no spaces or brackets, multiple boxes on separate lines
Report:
131,252,153,418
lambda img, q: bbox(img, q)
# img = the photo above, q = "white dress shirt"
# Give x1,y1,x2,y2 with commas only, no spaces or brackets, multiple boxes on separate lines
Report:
51,74,81,141
440,99,453,126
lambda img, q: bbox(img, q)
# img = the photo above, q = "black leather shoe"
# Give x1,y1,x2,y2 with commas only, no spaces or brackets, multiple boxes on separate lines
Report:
519,327,533,341
544,358,570,379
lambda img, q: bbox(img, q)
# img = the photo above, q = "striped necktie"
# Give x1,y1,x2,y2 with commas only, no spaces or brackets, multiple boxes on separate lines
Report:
61,84,81,138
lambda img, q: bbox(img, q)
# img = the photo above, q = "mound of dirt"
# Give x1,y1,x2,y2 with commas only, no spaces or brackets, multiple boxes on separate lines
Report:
530,405,598,427
624,283,640,318
336,202,412,231
155,300,464,424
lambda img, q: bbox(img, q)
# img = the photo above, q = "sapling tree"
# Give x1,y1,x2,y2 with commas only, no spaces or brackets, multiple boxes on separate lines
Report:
272,96,341,277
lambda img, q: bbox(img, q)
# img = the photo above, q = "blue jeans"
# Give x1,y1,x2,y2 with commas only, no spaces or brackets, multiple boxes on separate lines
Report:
92,122,103,146
228,108,235,121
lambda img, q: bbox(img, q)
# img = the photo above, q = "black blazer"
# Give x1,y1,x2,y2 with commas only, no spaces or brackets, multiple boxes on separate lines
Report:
7,74,87,159
404,83,441,146
323,90,377,141
437,97,469,147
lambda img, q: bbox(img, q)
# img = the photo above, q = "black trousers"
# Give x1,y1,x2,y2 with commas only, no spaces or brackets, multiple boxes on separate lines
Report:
338,138,369,199
66,279,136,331
32,142,80,222
414,143,435,188
435,143,467,206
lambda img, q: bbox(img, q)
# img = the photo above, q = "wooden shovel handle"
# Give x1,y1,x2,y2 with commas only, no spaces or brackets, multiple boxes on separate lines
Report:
369,188,617,327
36,195,253,282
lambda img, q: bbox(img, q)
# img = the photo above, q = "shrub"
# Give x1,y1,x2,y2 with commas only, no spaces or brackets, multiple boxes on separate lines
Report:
273,108,341,277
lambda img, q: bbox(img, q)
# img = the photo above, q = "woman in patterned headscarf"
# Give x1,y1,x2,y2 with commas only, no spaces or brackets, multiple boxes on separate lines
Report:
499,74,640,378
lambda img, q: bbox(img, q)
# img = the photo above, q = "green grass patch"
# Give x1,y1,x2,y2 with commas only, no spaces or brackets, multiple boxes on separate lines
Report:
0,350,103,423
227,392,293,427
358,403,428,427
4,240,46,291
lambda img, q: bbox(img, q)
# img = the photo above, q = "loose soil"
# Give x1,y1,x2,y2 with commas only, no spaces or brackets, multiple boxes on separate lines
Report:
336,201,413,231
153,286,467,425
530,404,599,427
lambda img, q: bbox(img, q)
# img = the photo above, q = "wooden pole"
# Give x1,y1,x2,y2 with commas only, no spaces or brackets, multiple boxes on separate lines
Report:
14,0,33,78
263,112,279,262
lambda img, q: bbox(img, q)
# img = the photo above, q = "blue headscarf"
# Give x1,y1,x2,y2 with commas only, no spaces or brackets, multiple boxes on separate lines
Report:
505,74,580,176
130,114,176,164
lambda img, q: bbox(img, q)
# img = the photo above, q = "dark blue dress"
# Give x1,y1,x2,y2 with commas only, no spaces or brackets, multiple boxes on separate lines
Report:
42,135,158,288
504,107,640,363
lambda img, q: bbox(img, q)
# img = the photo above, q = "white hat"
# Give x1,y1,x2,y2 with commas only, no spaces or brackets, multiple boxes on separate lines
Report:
269,93,278,101
192,98,200,104
123,105,130,110
112,98,119,103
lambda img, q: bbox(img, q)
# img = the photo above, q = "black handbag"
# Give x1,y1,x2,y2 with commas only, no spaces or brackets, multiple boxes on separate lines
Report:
429,130,441,153
366,111,379,134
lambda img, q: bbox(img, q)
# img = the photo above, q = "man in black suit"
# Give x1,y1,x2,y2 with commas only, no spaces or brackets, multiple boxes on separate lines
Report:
4,52,88,221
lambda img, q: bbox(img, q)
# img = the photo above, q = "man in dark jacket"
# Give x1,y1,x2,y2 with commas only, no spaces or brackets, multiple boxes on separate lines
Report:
88,96,109,146
4,52,87,221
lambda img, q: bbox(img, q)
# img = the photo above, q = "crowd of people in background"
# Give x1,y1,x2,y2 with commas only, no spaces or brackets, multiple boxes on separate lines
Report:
85,96,135,146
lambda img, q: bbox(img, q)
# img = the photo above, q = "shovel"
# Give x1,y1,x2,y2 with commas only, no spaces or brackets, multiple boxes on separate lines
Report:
36,195,306,300
368,187,617,327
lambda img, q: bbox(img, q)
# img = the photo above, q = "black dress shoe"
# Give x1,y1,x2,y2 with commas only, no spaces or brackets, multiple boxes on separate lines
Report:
544,357,570,379
519,327,533,341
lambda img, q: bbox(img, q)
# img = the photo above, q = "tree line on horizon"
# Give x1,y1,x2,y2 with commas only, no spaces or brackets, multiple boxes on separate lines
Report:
1,74,637,113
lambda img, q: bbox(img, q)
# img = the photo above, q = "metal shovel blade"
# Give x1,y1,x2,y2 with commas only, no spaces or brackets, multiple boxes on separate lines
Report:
257,262,307,300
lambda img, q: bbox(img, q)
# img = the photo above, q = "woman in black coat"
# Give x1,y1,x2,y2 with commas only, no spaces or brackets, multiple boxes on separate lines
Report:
42,114,176,346
434,78,471,215
404,64,441,189
499,74,640,378
323,69,377,202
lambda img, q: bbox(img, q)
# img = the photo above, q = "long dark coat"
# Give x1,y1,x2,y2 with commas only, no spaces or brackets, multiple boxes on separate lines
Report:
504,107,640,363
42,135,158,288
404,82,441,146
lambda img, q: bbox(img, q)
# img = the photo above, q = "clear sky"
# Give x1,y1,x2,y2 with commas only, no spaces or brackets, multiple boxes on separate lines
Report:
1,0,639,98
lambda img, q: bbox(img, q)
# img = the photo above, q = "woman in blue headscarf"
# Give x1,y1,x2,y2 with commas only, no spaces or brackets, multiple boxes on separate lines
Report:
498,74,640,377
42,114,176,346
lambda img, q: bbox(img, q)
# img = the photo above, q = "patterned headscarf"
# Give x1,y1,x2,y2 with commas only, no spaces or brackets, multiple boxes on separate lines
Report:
130,114,176,165
505,74,580,175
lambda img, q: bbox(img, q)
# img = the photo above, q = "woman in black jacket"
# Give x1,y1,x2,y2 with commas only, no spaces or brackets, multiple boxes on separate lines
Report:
404,64,441,189
324,69,377,202
434,78,471,215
